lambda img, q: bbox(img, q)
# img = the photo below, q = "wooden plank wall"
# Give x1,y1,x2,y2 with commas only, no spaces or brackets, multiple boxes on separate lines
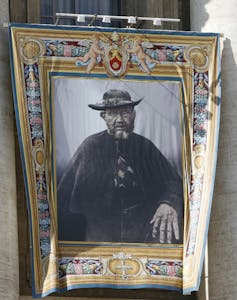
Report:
121,0,190,30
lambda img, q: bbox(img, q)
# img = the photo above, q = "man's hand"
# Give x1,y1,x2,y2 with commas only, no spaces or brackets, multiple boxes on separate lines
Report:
150,203,179,243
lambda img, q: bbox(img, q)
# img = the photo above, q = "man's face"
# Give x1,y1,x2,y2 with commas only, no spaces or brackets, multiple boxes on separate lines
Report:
101,107,136,139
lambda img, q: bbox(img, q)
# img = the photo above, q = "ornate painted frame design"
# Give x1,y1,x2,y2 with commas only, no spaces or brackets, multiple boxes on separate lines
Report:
9,24,221,297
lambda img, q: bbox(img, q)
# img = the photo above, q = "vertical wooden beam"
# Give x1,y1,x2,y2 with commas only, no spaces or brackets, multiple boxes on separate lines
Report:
10,0,41,24
178,0,190,30
9,0,27,22
121,0,189,30
27,0,41,23
121,0,164,29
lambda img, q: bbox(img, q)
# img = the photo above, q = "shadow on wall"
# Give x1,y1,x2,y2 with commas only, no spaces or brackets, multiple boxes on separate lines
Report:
208,37,237,300
192,2,237,299
190,0,210,31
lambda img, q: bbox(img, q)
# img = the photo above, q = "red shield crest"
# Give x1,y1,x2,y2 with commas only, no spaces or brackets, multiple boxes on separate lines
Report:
109,49,122,71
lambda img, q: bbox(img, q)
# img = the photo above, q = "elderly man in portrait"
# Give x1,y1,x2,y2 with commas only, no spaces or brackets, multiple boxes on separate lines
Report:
57,89,183,244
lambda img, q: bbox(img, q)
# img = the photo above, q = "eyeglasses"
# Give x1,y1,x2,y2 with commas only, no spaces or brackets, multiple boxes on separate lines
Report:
106,109,133,117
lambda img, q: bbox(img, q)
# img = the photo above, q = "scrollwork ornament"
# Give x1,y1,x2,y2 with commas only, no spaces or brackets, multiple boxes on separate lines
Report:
184,45,210,72
19,37,46,64
193,144,205,170
32,139,45,174
107,252,142,279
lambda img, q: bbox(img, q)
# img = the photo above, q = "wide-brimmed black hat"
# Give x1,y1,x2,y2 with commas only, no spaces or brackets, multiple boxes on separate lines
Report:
88,89,143,111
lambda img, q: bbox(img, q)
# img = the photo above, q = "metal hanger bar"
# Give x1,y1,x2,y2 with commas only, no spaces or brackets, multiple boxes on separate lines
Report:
2,20,225,37
55,13,180,23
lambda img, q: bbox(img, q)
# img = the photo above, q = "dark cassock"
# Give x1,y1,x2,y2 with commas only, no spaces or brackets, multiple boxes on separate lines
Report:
57,130,183,244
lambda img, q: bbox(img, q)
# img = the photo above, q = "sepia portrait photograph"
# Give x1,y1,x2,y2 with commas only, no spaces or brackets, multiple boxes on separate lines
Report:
54,78,184,245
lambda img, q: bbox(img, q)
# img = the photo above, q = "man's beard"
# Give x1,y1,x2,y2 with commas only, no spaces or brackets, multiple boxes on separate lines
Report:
106,116,135,140
113,129,129,140
109,121,135,140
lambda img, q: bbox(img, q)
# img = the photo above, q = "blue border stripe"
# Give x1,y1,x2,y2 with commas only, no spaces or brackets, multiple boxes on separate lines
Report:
49,75,55,197
183,35,222,295
8,25,38,295
50,71,182,82
9,22,220,37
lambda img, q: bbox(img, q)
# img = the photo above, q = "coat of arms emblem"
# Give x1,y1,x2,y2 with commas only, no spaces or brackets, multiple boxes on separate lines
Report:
75,32,159,76
102,32,129,77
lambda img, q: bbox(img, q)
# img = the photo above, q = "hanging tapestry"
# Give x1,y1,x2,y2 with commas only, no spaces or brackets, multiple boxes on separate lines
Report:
9,23,221,297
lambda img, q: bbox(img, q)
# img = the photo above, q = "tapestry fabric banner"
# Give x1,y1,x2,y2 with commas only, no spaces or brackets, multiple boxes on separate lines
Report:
9,23,221,297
